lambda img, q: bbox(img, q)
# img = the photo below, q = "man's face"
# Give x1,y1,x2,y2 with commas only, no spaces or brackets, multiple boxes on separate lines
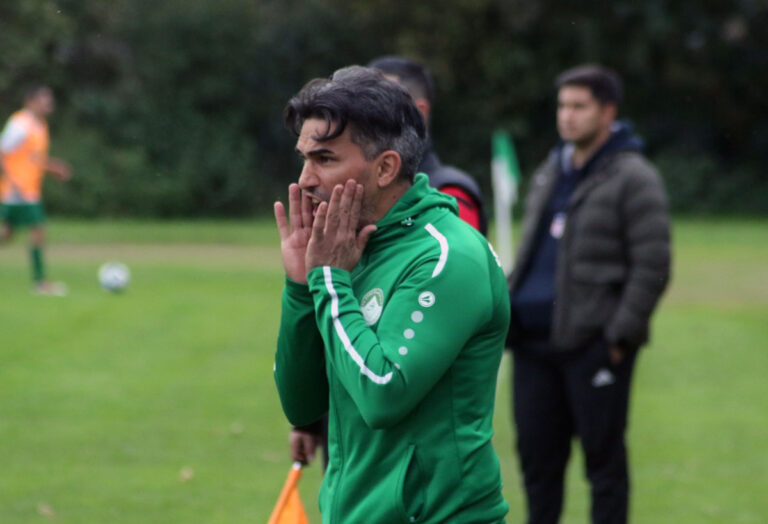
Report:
28,88,55,117
296,118,379,226
556,85,612,146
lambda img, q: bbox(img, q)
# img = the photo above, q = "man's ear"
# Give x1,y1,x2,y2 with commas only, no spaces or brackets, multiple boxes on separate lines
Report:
601,103,618,126
376,150,402,188
414,98,431,128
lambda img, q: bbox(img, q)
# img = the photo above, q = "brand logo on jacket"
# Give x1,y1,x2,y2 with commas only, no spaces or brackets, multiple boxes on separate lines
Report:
418,291,435,308
550,212,566,239
591,368,616,388
361,288,384,325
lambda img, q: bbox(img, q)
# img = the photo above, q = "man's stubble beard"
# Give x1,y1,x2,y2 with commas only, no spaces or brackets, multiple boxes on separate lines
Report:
570,126,602,150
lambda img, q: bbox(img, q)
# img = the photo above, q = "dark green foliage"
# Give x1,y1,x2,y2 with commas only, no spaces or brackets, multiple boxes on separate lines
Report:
1,0,766,216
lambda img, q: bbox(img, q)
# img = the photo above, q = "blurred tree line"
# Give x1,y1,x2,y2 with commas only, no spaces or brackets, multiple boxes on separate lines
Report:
1,0,766,217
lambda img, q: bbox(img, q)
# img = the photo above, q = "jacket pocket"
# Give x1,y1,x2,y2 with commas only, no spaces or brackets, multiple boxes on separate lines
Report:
567,264,624,335
395,445,425,523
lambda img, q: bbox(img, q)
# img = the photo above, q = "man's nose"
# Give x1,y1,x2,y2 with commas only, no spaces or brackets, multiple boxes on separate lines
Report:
297,162,316,189
561,106,577,118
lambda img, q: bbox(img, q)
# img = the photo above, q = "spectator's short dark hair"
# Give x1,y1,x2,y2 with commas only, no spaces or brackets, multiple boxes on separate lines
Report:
367,56,435,105
284,65,427,183
556,65,623,105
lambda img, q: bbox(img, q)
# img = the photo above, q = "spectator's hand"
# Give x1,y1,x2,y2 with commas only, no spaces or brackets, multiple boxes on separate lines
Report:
290,429,320,465
306,180,376,272
609,345,625,366
274,183,314,284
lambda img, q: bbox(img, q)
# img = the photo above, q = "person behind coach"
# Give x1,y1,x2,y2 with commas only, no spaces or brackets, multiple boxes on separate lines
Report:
368,55,488,235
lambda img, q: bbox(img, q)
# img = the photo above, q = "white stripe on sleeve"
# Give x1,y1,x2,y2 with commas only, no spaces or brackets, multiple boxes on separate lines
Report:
323,266,393,385
424,223,449,277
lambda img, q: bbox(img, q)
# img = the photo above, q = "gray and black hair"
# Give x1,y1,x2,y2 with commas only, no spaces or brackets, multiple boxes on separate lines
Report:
284,65,427,183
556,64,624,106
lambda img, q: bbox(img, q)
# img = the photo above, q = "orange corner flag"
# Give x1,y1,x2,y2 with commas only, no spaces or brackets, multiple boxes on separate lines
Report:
267,462,309,524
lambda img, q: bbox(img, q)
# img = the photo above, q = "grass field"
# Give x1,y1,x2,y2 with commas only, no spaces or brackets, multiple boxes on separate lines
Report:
1,218,766,523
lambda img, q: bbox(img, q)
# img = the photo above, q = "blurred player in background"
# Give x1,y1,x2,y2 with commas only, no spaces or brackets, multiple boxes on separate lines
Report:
1,85,72,295
288,56,491,469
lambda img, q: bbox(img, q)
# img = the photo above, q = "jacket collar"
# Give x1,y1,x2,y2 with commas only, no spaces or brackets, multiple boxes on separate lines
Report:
367,173,458,246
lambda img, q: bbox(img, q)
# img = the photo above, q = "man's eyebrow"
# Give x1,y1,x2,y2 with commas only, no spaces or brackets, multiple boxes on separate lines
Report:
296,147,334,158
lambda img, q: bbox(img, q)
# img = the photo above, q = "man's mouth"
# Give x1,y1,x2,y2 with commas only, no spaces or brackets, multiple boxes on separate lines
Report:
304,194,323,217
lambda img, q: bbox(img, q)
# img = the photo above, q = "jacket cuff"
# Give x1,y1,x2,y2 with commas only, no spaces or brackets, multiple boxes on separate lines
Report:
284,276,313,304
293,419,324,435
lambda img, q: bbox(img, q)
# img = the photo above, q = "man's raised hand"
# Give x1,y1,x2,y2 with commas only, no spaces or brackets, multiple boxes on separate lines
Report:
274,183,314,284
306,180,377,272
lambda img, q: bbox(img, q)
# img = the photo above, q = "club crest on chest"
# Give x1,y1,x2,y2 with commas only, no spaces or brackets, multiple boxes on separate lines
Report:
361,288,384,326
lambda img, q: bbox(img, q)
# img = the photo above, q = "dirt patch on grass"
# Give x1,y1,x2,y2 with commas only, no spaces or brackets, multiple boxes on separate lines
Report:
0,243,282,270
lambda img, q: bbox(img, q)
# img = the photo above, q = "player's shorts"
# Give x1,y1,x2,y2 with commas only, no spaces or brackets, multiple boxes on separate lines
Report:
0,202,46,227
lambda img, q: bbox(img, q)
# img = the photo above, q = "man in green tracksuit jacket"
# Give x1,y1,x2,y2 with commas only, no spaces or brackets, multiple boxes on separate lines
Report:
273,66,509,523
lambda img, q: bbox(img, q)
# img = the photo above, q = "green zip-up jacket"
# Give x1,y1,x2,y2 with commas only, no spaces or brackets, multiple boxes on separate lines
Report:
274,174,509,524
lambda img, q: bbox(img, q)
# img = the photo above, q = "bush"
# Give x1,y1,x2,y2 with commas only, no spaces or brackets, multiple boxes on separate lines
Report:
656,151,768,215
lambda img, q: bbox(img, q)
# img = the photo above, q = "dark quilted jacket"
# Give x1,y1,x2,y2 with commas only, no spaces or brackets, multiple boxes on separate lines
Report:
508,146,671,351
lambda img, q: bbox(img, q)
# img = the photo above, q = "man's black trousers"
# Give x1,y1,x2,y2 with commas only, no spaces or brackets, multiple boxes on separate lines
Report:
512,338,638,524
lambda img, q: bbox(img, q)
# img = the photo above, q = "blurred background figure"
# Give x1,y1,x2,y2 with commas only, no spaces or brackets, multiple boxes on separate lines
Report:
369,56,488,235
506,65,671,524
1,85,72,295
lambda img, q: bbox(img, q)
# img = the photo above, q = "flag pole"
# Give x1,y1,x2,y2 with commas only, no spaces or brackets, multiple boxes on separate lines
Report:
491,129,521,275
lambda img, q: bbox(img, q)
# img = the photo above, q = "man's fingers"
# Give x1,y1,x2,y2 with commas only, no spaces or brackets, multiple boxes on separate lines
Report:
301,188,314,228
274,201,290,240
357,224,378,252
290,432,307,463
288,183,303,231
324,184,344,232
312,201,328,239
609,346,624,365
291,449,305,463
290,430,319,465
336,180,356,231
303,434,318,464
348,183,364,231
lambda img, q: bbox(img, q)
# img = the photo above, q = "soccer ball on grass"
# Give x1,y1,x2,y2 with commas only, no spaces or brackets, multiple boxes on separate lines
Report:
98,262,130,293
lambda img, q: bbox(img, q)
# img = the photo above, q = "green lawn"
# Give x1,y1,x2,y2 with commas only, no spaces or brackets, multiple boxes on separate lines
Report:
0,218,766,523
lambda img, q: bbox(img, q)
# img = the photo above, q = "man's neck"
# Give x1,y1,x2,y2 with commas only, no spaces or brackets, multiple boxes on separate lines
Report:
372,179,412,223
571,127,612,169
23,108,45,123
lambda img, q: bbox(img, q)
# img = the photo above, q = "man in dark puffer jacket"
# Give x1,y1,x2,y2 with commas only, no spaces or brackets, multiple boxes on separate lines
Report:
507,65,671,524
